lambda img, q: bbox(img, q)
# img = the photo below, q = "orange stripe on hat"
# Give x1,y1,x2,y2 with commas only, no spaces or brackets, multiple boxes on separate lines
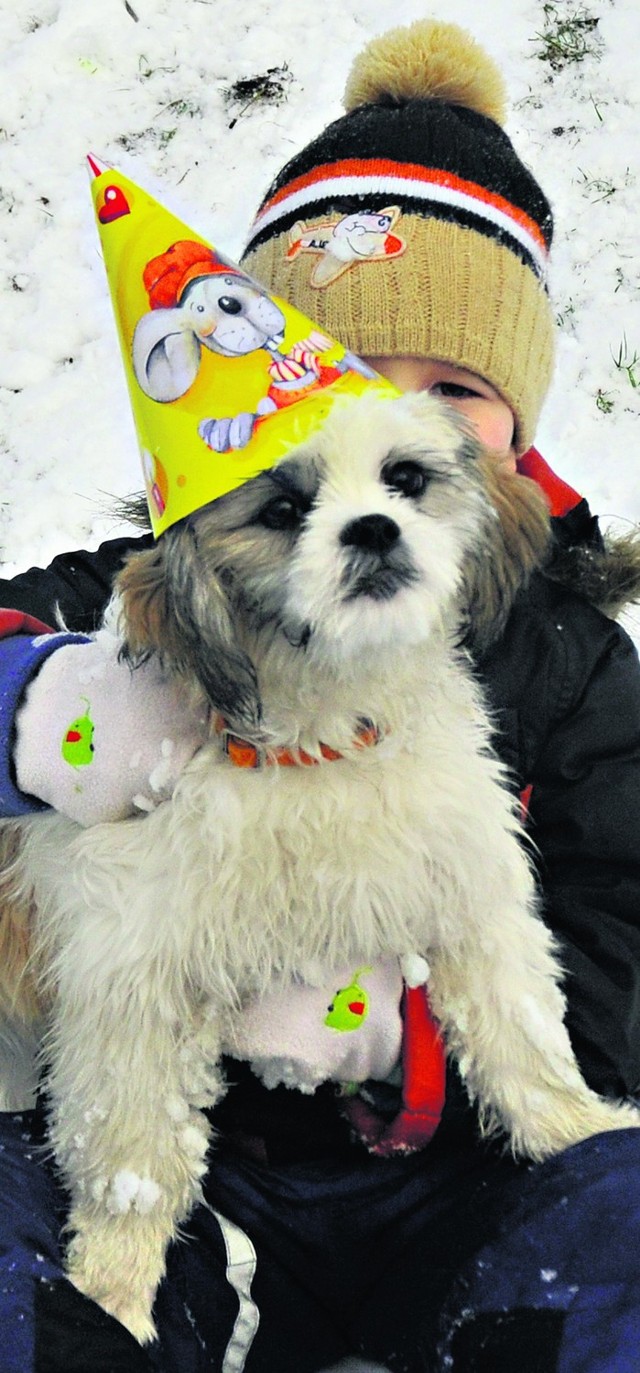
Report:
252,158,549,257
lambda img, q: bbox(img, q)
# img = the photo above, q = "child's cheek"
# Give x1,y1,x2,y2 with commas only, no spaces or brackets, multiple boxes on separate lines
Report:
466,403,516,465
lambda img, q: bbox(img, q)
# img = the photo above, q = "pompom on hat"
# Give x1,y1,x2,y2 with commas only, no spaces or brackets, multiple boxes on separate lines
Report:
242,18,556,454
87,155,397,537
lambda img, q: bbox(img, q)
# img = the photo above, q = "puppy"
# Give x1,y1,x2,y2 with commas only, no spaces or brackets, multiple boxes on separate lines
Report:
0,390,636,1344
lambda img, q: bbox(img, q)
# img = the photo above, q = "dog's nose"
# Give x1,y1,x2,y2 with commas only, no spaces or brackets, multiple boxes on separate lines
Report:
340,514,401,553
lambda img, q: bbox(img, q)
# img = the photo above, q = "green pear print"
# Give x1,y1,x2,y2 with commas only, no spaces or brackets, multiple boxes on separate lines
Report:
324,967,372,1031
61,699,95,768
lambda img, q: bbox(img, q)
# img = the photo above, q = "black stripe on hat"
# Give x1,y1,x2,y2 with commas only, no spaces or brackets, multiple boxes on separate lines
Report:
255,101,553,247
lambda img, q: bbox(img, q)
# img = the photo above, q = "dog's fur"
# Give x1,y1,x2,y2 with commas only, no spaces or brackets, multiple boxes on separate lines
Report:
0,391,637,1343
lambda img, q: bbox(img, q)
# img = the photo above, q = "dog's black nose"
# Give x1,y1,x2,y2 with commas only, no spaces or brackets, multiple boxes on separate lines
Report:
340,514,401,553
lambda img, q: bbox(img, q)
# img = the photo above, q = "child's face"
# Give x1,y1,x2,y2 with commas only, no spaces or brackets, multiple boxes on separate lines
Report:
362,356,517,472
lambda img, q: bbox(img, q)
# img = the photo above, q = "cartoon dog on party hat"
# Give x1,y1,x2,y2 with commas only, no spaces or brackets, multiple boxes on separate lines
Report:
132,239,375,454
87,159,387,537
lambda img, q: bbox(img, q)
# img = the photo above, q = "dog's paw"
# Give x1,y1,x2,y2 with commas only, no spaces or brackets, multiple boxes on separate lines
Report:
102,1293,158,1346
512,1092,640,1161
69,1267,157,1345
66,1214,163,1346
579,1095,640,1138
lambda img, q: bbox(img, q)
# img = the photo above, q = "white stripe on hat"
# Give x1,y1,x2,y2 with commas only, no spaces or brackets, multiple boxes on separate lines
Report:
246,174,548,279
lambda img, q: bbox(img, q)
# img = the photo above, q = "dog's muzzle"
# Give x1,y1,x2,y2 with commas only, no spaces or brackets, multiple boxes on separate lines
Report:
340,515,420,602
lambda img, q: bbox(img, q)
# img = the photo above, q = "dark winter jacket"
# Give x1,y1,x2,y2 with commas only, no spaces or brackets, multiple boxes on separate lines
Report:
1,456,640,1158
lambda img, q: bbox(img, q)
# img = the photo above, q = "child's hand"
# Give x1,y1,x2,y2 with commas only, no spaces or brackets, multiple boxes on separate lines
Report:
13,629,210,826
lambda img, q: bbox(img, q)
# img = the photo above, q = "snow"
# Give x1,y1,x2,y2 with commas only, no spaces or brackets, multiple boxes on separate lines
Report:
164,1094,189,1123
1,0,638,643
401,953,431,988
147,737,177,792
105,1168,162,1214
179,1122,210,1158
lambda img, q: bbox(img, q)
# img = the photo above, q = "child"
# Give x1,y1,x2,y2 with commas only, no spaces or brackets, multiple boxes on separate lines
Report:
2,19,640,1373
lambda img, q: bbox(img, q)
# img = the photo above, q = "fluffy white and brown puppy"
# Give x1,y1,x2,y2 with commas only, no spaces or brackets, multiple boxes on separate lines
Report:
0,390,637,1343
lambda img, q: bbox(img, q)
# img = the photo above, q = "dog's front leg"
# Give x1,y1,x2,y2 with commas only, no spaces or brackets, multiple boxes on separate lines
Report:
427,892,640,1160
46,990,224,1344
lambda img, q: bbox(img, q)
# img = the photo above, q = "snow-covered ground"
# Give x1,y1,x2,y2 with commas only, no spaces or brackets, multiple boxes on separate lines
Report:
1,0,638,632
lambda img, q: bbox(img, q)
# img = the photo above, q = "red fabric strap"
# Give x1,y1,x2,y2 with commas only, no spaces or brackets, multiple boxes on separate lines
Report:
343,983,446,1156
517,447,583,518
0,608,54,639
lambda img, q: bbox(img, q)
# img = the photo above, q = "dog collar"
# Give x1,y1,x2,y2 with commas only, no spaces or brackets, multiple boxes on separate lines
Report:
215,715,381,769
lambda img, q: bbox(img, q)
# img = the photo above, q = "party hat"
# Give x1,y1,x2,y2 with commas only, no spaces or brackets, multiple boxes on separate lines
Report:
88,156,400,537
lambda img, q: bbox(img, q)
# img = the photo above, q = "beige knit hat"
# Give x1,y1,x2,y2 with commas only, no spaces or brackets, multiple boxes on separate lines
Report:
242,19,556,454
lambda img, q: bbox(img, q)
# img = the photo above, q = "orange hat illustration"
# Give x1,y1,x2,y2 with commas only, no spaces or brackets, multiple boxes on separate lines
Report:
88,156,400,537
142,240,248,310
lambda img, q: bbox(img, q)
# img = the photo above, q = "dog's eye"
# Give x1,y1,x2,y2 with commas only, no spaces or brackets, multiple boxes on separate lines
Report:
218,296,243,315
383,460,429,499
258,496,305,531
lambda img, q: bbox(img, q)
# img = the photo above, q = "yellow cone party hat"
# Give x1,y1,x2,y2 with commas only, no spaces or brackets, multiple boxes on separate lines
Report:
88,157,400,537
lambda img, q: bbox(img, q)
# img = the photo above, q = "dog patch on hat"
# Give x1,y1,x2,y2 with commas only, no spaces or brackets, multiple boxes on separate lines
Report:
286,207,405,286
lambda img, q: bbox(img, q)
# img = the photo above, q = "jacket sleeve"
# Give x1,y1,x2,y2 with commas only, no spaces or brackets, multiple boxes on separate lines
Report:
0,534,151,632
0,533,148,817
525,601,640,1100
0,614,89,816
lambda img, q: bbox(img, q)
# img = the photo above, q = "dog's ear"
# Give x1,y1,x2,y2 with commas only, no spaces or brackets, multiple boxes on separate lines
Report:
116,525,262,731
461,455,552,655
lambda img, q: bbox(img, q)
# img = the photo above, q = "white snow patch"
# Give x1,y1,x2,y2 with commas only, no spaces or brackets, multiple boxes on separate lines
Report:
105,1169,162,1214
91,1175,107,1202
401,953,430,987
165,1094,190,1123
180,1124,209,1158
135,1176,163,1214
83,1105,107,1124
148,739,176,792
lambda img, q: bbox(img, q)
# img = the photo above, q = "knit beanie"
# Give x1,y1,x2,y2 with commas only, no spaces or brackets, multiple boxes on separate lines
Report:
241,19,555,454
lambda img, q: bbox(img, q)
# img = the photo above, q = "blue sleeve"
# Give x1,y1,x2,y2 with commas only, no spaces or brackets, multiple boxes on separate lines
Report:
0,633,88,817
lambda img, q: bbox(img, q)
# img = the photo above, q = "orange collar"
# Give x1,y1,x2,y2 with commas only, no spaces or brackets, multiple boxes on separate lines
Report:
215,715,381,769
